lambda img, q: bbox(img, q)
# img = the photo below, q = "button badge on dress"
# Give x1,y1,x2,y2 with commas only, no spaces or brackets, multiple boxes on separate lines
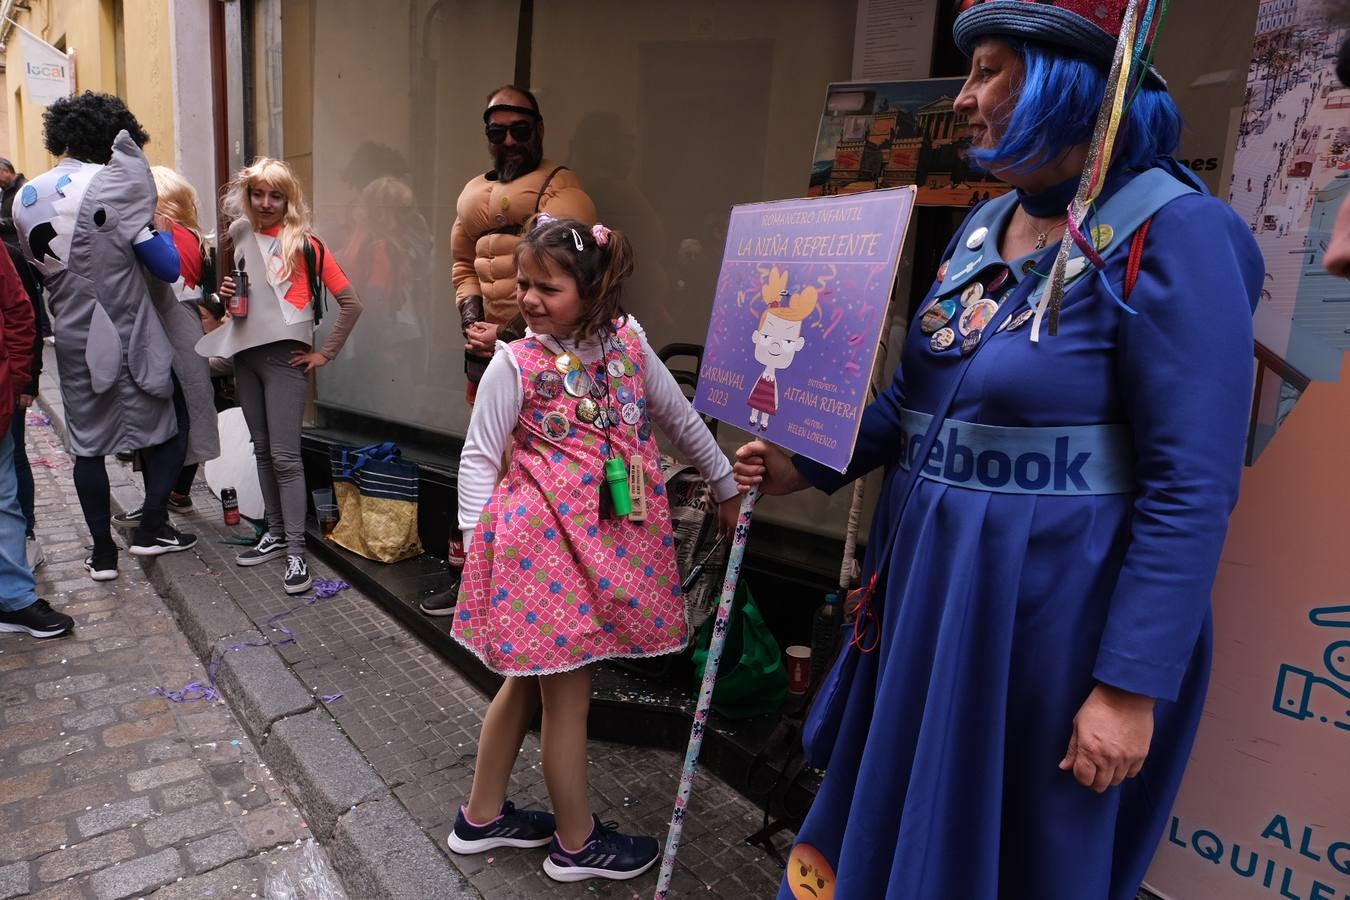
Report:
966,226,988,250
607,359,626,379
564,367,592,398
961,328,983,356
542,411,569,440
919,298,957,335
930,327,957,352
960,282,984,308
576,397,600,424
1004,307,1036,332
959,298,999,336
534,371,562,400
621,403,642,425
555,352,581,375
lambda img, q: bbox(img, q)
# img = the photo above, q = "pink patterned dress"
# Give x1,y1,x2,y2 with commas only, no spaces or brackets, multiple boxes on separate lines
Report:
453,321,686,675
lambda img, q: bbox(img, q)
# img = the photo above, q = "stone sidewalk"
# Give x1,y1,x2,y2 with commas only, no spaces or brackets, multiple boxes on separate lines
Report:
0,409,346,900
30,359,790,898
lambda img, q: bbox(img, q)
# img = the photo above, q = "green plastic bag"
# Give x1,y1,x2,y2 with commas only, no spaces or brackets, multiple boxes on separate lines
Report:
691,582,788,719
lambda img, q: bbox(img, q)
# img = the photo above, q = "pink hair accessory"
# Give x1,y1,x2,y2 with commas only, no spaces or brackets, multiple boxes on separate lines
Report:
534,212,559,230
591,223,611,247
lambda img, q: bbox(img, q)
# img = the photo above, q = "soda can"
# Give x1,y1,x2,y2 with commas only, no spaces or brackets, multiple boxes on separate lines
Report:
221,487,240,526
448,536,466,570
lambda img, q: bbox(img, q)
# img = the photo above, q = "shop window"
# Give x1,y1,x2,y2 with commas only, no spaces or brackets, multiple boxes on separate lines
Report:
306,0,521,442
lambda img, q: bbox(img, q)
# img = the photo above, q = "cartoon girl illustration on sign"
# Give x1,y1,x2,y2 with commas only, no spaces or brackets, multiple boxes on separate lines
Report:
748,267,818,431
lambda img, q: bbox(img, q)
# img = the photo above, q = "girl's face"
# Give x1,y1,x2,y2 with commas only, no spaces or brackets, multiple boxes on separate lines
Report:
516,252,584,339
954,39,1023,153
249,182,288,230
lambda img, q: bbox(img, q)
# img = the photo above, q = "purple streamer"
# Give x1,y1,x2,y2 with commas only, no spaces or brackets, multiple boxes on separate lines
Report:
150,579,352,703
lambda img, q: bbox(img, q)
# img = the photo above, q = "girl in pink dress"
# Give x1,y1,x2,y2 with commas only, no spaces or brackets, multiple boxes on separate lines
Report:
448,215,739,883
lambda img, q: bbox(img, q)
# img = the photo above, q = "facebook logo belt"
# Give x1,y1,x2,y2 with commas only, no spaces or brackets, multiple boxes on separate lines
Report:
897,408,1135,496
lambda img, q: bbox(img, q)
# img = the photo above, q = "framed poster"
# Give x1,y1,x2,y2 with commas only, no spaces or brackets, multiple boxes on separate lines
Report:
808,78,1012,207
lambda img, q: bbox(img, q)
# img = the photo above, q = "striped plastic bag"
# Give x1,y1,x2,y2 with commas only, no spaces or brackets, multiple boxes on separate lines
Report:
327,441,423,563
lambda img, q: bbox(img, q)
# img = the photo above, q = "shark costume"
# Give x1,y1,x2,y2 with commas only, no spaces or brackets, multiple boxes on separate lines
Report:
14,127,192,565
15,130,178,456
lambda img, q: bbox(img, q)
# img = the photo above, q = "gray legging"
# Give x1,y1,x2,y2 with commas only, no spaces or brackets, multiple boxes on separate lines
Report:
233,340,308,554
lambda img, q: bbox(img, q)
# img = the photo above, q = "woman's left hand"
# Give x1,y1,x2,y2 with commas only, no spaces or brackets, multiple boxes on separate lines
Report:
1059,684,1156,793
716,495,742,538
289,350,329,373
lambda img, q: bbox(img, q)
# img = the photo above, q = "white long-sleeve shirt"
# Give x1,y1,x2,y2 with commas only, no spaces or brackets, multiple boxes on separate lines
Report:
457,317,737,541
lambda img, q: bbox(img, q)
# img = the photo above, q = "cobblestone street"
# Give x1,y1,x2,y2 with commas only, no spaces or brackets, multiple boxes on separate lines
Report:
1,382,789,898
0,412,342,899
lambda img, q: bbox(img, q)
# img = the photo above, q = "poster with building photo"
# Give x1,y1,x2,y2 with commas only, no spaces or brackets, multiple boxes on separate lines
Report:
1224,0,1350,462
807,78,1012,206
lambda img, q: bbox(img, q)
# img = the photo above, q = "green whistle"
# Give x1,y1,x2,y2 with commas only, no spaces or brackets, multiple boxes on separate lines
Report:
605,456,632,517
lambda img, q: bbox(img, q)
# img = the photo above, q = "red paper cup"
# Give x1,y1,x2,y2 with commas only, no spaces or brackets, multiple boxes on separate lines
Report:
785,645,812,694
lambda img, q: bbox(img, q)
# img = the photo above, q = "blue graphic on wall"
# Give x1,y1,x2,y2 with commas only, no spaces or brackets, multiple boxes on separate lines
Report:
1272,605,1350,732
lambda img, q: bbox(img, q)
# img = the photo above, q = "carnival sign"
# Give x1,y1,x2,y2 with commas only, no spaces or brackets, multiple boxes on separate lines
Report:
693,189,914,471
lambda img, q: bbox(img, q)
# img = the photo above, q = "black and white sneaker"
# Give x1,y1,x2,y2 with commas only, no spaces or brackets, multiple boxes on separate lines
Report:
129,525,198,557
542,816,660,883
419,584,459,617
236,532,286,567
84,548,119,582
111,505,143,529
446,802,555,854
0,599,74,638
283,555,312,595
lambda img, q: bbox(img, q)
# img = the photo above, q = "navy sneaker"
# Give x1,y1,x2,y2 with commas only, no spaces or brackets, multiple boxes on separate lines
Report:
542,816,660,883
446,801,555,854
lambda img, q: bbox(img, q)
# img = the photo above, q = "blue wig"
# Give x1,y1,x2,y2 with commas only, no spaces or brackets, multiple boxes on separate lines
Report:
966,39,1182,175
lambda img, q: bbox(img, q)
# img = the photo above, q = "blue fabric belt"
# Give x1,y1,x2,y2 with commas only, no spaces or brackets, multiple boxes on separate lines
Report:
897,408,1135,496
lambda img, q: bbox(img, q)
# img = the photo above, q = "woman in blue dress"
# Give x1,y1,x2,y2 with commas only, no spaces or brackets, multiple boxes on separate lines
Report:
734,2,1264,898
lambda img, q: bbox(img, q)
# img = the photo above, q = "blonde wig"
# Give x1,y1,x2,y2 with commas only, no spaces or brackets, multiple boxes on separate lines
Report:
222,157,312,282
150,166,208,255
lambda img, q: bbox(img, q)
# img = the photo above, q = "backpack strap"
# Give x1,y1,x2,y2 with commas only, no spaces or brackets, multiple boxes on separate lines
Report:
303,236,327,325
534,166,568,214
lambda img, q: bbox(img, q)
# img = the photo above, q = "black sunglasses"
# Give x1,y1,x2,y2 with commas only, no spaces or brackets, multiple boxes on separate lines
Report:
485,121,536,144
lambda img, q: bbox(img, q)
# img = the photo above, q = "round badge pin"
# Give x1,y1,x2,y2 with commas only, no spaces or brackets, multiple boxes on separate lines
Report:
986,267,1010,294
1005,307,1036,332
959,298,999,336
960,283,984,308
500,195,511,211
621,403,641,425
1065,257,1089,280
589,375,607,399
624,358,636,377
919,298,957,335
542,411,569,440
961,328,983,356
966,226,988,250
534,370,562,400
616,385,635,404
936,260,949,282
1091,224,1114,250
593,409,609,429
1021,258,1038,275
638,421,652,442
576,398,600,424
555,352,580,375
610,336,626,352
564,368,592,398
606,359,626,379
930,327,957,352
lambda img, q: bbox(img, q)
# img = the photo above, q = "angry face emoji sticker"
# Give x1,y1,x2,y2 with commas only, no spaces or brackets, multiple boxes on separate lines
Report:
787,843,836,900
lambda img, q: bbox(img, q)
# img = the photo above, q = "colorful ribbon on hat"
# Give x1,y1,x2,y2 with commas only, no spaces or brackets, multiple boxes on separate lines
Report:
1031,0,1168,342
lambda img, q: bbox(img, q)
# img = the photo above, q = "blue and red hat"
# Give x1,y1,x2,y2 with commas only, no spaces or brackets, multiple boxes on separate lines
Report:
953,0,1162,82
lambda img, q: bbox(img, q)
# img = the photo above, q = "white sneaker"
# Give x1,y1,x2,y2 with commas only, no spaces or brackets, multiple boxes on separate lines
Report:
26,535,45,571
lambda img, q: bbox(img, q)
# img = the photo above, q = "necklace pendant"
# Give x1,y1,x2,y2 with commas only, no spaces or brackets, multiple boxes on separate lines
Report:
1034,233,1048,250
